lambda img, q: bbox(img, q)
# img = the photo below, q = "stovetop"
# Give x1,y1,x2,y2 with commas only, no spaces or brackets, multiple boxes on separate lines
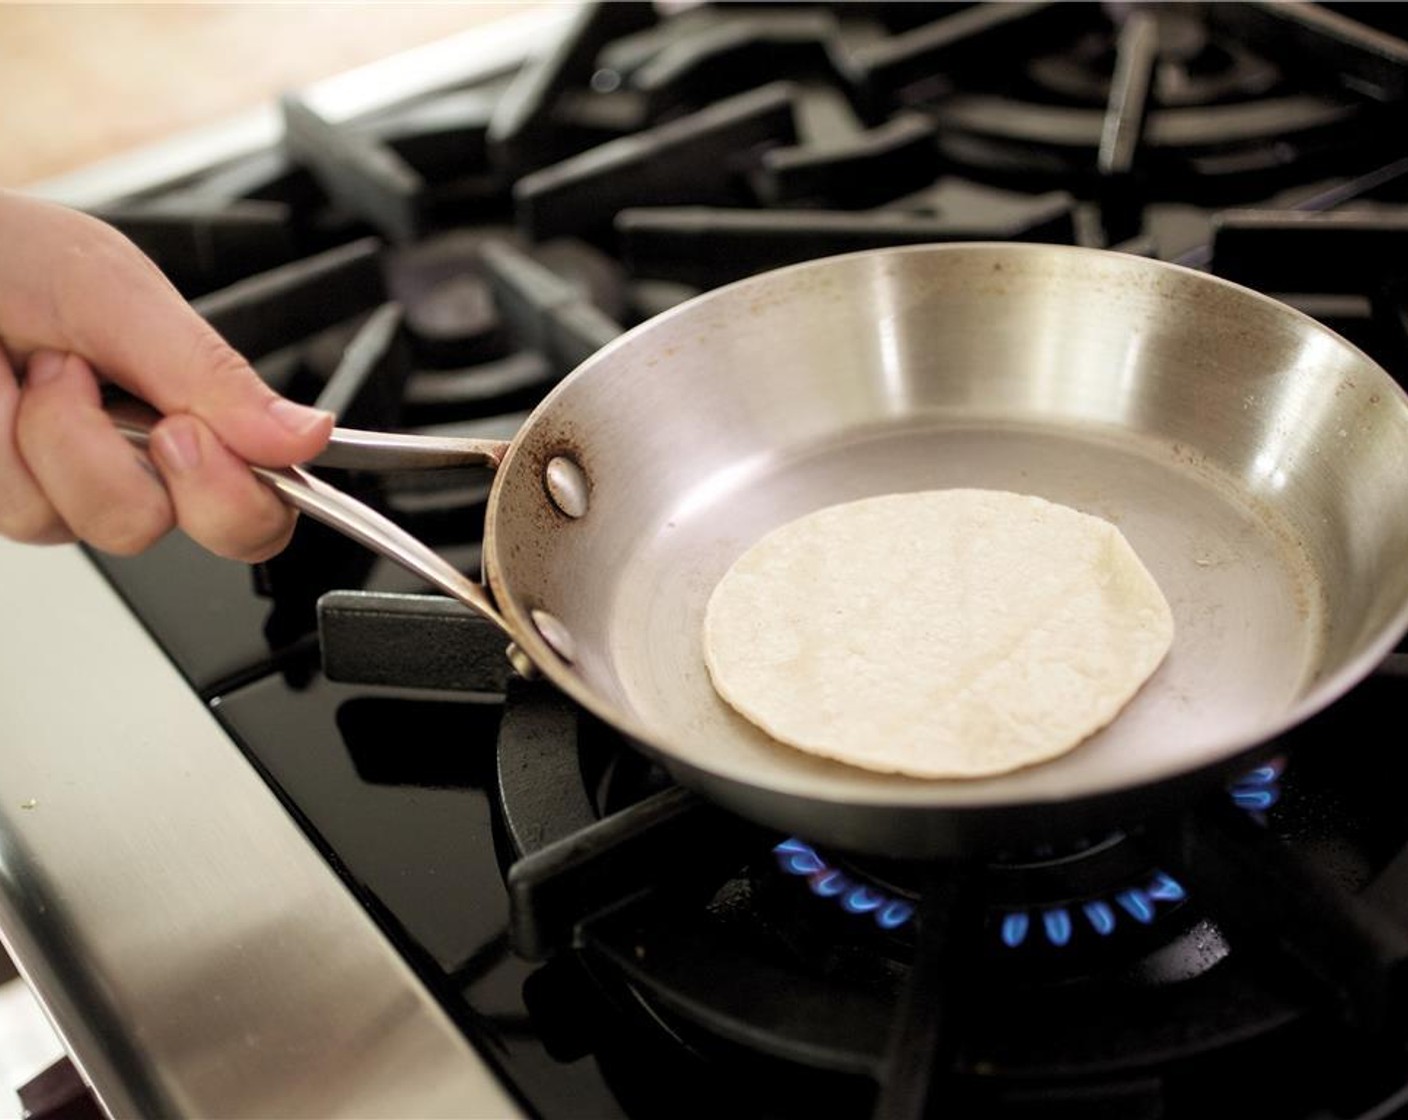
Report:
16,3,1408,1117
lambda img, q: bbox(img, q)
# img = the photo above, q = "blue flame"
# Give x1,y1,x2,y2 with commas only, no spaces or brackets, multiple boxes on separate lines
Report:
878,900,915,930
990,757,1286,950
1116,888,1155,924
772,838,1200,952
998,868,1187,949
775,837,826,875
1001,912,1030,947
1043,908,1073,946
1146,872,1186,902
1230,758,1284,814
771,839,915,931
984,764,1293,953
1083,900,1116,936
1232,787,1279,811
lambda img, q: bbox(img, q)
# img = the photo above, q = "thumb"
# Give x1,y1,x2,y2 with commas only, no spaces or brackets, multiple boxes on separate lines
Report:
128,313,335,468
8,197,333,467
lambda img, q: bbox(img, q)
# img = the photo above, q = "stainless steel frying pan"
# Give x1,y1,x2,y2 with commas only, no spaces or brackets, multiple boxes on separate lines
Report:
121,243,1408,858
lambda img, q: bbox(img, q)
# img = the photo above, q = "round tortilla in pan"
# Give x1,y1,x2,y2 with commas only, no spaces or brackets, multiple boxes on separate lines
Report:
704,490,1174,779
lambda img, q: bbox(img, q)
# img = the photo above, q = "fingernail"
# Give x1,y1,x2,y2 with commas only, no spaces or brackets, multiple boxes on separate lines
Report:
154,421,202,473
26,351,66,386
267,398,333,436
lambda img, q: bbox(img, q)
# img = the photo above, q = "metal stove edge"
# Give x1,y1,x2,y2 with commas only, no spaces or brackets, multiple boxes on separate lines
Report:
0,538,524,1118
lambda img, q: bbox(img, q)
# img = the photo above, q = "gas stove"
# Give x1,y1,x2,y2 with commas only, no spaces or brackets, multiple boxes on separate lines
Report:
4,3,1408,1117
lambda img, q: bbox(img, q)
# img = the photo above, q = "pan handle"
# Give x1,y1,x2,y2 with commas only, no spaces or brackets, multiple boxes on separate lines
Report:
106,396,510,471
111,406,515,638
307,426,508,471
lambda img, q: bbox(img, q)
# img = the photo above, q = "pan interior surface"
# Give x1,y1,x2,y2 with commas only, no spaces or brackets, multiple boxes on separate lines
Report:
607,420,1324,807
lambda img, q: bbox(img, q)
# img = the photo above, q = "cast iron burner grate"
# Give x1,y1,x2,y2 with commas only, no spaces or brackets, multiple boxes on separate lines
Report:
486,674,1408,1120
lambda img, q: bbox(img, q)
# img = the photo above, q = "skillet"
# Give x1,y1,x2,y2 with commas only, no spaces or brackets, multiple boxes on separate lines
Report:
121,244,1408,857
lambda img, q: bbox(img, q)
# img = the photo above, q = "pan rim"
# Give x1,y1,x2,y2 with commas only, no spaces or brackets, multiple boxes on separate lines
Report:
483,241,1408,811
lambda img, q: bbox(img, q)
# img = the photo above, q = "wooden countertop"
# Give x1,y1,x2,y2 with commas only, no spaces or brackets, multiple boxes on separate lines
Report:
1,3,537,189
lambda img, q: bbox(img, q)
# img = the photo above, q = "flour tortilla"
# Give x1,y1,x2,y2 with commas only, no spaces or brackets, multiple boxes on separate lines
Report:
703,489,1174,778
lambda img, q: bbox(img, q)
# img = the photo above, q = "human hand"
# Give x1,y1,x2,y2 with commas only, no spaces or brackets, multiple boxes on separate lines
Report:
0,191,333,561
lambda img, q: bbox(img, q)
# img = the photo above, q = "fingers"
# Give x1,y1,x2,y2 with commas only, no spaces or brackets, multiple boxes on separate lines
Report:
6,348,297,562
0,192,333,468
0,348,73,544
148,414,297,563
14,352,173,555
0,194,319,562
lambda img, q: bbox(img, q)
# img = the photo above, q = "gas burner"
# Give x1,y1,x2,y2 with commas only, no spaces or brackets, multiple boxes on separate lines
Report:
1026,15,1280,109
991,864,1187,951
775,761,1286,957
903,5,1392,209
926,89,1366,196
773,838,916,931
777,831,1192,955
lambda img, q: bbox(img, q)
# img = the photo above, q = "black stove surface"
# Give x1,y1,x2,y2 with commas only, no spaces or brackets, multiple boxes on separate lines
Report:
88,3,1408,1117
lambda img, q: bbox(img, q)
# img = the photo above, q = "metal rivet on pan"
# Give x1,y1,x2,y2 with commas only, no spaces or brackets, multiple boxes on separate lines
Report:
506,643,540,680
531,609,577,664
544,456,589,518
